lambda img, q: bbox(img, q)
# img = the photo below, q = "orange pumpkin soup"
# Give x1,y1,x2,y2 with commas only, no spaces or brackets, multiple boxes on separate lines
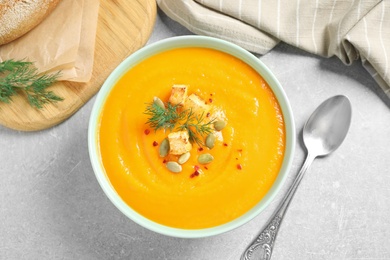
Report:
98,47,285,229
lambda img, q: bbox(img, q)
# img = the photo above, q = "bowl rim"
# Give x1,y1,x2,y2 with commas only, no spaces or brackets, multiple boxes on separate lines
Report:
88,35,296,238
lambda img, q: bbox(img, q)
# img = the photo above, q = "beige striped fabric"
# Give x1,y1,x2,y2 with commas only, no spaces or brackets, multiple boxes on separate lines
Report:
157,0,390,98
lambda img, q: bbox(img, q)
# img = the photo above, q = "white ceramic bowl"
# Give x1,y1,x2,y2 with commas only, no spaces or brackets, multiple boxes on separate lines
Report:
88,35,295,238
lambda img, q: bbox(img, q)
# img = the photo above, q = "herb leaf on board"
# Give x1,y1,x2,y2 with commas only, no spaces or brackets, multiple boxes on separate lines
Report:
0,59,62,109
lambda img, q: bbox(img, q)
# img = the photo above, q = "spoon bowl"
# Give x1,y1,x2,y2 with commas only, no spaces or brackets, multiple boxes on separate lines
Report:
303,95,352,157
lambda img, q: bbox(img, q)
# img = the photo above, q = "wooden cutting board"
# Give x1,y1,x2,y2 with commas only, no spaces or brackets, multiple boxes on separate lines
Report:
0,0,157,131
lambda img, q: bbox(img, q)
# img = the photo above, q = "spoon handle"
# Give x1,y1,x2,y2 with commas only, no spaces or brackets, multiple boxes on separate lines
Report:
241,153,316,260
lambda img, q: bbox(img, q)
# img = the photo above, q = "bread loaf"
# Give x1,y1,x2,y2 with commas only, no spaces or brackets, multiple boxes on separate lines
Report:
0,0,61,45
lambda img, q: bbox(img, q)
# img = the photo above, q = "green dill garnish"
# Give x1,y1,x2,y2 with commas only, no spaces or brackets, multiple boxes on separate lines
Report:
144,101,185,131
0,59,62,109
144,100,215,146
177,110,215,146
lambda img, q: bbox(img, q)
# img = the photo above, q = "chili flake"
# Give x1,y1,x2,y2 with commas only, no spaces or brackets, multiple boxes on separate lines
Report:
153,141,158,146
190,171,200,178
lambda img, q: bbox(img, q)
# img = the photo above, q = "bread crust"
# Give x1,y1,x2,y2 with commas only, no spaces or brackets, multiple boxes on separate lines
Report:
0,0,61,45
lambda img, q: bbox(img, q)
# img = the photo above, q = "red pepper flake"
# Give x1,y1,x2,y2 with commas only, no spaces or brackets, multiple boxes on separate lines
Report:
210,93,213,96
144,129,150,135
153,141,158,146
206,112,211,117
194,165,200,171
204,166,208,170
198,147,204,152
237,149,243,152
190,171,200,178
237,164,243,170
209,98,213,103
162,159,167,164
223,143,228,147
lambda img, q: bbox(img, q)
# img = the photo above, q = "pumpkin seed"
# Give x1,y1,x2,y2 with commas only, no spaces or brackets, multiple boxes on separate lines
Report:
166,161,182,173
205,133,216,149
198,153,214,164
178,152,191,164
153,96,165,109
214,120,227,131
159,138,169,157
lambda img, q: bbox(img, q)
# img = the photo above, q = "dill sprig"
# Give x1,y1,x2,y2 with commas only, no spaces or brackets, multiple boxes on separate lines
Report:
0,59,62,109
144,101,185,131
177,110,215,146
144,99,215,146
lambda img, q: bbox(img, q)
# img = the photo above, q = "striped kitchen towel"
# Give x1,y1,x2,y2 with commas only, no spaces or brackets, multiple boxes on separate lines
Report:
157,0,390,98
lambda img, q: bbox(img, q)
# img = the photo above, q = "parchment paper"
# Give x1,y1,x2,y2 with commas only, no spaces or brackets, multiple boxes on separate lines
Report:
0,0,100,82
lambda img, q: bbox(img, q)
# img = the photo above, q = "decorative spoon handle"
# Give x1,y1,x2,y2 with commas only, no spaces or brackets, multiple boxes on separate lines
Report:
241,153,316,260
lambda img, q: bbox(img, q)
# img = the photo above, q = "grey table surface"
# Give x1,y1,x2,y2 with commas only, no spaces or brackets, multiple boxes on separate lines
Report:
2,9,390,260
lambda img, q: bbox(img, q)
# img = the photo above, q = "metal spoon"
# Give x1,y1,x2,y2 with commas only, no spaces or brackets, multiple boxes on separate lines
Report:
241,95,352,260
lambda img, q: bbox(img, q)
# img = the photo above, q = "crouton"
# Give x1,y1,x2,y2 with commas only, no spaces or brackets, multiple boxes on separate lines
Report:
168,130,192,155
182,93,211,116
169,84,188,105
